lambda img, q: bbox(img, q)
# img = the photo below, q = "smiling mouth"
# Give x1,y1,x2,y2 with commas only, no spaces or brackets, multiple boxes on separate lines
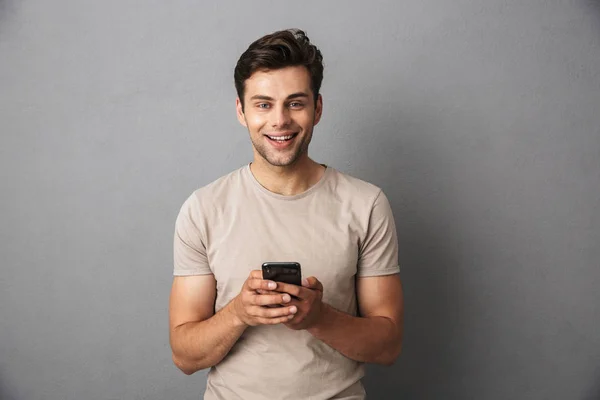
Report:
265,133,298,142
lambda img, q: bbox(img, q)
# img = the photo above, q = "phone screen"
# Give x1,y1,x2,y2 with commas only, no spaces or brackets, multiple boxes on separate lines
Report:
261,262,302,286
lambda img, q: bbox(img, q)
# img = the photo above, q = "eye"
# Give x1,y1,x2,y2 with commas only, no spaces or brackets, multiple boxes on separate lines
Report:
289,102,304,108
257,103,270,109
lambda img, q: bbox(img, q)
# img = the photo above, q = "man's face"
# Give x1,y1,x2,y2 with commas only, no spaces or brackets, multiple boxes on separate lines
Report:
236,66,322,168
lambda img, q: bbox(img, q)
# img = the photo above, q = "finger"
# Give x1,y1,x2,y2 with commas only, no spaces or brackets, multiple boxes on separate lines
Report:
284,301,305,320
271,282,303,298
258,315,297,325
249,270,263,279
266,305,297,318
255,289,280,295
283,314,303,328
251,305,297,318
286,299,302,309
285,315,302,330
247,278,277,291
253,293,292,306
303,276,323,291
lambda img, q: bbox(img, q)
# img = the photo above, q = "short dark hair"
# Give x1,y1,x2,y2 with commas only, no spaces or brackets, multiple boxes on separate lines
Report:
234,29,324,109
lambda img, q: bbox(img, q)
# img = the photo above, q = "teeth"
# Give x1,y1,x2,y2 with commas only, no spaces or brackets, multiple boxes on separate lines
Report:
268,135,294,141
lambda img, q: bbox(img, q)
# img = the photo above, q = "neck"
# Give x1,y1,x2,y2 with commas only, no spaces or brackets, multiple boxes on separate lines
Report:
249,156,326,196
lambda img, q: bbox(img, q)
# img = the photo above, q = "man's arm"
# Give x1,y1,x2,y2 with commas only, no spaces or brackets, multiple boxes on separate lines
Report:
281,274,403,366
310,274,403,365
169,271,298,375
169,275,245,374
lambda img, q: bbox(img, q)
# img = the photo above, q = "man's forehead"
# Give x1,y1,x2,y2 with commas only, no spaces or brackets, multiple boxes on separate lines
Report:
244,66,312,97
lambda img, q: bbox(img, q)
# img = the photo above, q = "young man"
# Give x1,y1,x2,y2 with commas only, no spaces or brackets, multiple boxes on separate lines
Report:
169,29,404,400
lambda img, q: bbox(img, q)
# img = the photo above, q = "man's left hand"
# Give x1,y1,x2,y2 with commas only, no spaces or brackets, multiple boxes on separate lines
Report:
274,277,324,330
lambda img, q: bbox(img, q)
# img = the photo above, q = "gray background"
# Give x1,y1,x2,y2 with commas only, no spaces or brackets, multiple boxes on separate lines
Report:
1,0,599,399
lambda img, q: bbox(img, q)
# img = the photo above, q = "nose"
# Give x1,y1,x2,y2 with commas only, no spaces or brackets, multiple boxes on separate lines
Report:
271,104,291,128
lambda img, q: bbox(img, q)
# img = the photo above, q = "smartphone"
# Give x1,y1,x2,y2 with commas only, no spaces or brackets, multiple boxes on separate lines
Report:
262,262,302,286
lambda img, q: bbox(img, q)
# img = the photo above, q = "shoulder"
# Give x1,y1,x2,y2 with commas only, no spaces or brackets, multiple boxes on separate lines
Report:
178,166,247,217
187,166,246,204
326,167,385,206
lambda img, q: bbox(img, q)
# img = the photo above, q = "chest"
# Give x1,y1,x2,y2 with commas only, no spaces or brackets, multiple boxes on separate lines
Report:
205,197,364,311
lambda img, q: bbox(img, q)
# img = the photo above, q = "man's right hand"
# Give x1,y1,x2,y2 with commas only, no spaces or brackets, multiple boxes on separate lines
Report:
231,270,297,326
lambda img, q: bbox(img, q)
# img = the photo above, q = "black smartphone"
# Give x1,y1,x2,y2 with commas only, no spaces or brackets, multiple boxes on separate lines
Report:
262,262,302,286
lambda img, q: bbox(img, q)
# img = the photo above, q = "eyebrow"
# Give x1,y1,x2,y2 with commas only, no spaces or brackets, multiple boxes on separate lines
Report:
249,92,310,101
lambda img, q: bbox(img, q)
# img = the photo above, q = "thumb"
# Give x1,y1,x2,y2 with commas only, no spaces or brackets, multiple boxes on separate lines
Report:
303,276,323,291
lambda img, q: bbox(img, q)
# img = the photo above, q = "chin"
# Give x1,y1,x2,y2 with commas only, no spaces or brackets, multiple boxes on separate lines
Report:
266,159,295,167
265,153,299,167
258,149,295,166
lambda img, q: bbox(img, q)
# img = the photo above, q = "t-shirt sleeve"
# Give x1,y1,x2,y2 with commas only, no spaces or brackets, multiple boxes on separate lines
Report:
173,192,213,276
357,190,400,277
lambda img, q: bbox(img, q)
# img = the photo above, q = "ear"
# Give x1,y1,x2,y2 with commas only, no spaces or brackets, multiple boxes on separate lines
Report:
236,97,247,127
313,94,323,126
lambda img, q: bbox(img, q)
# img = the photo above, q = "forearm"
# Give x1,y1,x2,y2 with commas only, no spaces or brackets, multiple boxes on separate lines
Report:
307,303,402,365
171,300,246,374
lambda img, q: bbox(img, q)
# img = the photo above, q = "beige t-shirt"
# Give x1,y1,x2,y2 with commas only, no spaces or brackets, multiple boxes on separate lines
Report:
173,164,400,400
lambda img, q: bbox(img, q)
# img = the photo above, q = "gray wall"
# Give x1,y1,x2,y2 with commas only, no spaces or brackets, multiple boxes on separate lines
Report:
1,1,599,399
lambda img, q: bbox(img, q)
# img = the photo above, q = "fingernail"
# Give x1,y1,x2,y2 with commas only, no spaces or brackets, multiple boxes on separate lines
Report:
289,306,297,314
302,278,309,286
282,294,291,303
268,281,276,289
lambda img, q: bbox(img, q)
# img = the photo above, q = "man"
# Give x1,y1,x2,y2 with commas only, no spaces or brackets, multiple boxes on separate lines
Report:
169,29,403,400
